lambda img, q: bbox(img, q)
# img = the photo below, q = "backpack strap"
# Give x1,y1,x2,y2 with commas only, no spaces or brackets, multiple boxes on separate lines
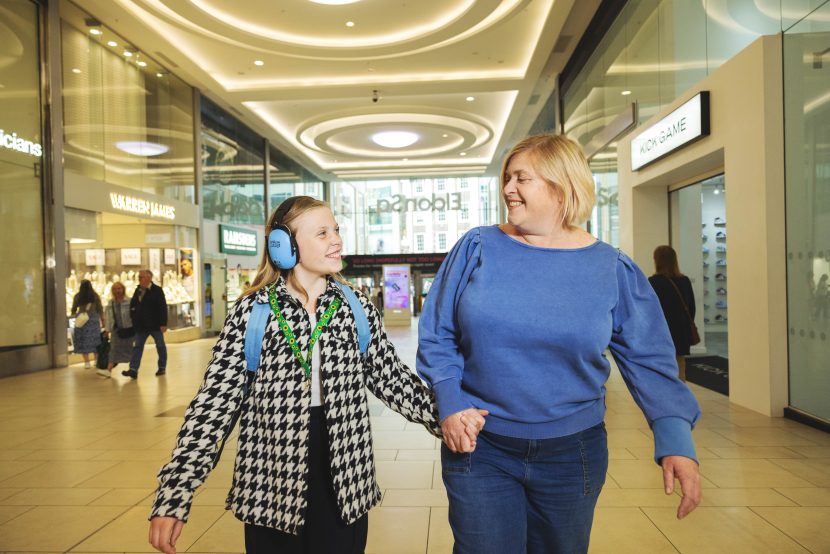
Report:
334,282,370,354
244,300,272,372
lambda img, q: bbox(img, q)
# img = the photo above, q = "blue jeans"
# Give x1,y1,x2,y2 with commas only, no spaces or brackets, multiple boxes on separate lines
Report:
442,422,608,554
129,329,167,373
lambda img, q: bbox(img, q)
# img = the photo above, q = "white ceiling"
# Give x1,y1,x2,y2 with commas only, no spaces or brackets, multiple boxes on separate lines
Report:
72,0,599,181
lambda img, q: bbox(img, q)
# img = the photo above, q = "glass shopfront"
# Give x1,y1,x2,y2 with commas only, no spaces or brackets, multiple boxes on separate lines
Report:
0,0,47,350
783,1,830,424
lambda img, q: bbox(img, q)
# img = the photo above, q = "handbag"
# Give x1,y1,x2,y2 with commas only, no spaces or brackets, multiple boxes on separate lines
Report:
665,276,701,345
74,303,92,328
96,332,110,369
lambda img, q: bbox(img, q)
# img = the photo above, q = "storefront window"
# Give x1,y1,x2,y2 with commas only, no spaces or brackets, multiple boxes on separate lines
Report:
0,0,47,349
201,98,265,225
783,1,830,423
331,177,499,255
268,143,323,212
60,2,195,203
64,208,199,351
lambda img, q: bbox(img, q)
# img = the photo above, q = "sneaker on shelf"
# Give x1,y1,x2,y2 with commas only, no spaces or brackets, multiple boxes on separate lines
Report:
155,368,166,377
716,231,727,240
715,273,727,281
714,217,726,226
703,261,710,268
702,234,707,242
716,245,727,253
704,304,711,310
121,369,138,379
716,287,727,295
702,247,710,255
703,275,710,281
716,259,727,266
704,317,711,323
716,300,728,309
96,368,111,378
715,314,728,322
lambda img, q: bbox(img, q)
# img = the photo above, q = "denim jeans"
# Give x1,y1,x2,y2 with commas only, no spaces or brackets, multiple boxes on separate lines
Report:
442,422,608,554
129,329,167,373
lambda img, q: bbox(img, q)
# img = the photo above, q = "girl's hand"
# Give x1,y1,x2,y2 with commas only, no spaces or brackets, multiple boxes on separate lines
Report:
149,516,184,554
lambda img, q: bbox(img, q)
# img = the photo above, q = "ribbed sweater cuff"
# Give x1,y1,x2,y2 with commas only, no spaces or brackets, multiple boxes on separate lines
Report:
652,416,698,465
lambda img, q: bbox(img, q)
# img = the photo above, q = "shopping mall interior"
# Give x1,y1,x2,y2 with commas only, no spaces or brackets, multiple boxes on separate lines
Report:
0,0,829,552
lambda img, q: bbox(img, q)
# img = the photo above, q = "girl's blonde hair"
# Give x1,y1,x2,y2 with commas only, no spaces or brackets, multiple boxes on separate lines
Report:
241,196,350,302
500,134,596,227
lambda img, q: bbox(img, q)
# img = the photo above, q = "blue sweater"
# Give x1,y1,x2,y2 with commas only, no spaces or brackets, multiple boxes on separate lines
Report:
416,226,700,463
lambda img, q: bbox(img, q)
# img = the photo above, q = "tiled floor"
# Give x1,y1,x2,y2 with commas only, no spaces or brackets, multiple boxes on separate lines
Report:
0,324,828,553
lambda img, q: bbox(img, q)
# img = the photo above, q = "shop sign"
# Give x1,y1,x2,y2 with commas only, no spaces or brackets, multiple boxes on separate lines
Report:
110,193,176,220
0,128,42,157
85,249,105,266
630,91,710,171
121,248,142,266
374,193,462,214
220,224,258,255
164,248,176,264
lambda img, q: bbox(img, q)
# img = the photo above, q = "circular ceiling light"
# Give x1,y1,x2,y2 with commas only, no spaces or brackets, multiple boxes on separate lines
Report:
107,40,117,47
115,141,169,156
372,131,419,149
254,60,264,66
308,0,361,4
89,28,103,36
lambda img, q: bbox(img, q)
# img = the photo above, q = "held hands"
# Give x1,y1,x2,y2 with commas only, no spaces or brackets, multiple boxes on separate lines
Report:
661,455,702,519
149,516,184,554
441,408,489,453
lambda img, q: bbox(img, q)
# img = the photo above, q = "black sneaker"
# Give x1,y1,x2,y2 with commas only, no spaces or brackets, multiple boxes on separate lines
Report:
155,368,166,376
121,369,138,379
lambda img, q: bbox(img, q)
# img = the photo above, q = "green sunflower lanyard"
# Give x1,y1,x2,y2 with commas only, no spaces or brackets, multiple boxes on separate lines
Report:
268,283,341,391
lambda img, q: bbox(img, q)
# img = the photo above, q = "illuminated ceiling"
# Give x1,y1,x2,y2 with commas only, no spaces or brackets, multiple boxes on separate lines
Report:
72,0,599,180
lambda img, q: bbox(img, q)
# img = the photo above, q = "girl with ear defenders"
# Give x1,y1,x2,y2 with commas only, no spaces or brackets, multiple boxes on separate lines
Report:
147,196,487,554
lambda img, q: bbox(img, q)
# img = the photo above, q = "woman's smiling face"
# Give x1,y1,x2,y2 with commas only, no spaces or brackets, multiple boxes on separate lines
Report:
292,206,343,276
502,151,563,232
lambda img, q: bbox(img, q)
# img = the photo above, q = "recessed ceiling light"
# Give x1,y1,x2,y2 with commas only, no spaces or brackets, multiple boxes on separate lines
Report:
123,50,133,57
89,28,102,35
460,152,467,156
442,133,449,138
254,60,264,66
308,0,361,4
136,61,147,67
107,40,117,47
71,68,81,74
621,90,631,96
115,141,170,156
372,131,419,149
346,21,355,27
466,96,475,102
156,72,164,77
402,158,408,162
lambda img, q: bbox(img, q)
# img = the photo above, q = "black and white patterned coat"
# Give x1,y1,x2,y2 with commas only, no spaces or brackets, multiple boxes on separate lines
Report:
149,277,441,533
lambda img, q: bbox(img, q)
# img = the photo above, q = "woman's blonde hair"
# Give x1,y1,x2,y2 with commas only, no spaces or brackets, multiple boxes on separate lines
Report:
241,196,349,302
110,281,126,299
500,134,596,227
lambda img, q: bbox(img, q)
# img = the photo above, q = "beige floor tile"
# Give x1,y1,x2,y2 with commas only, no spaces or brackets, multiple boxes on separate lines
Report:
711,427,821,448
752,507,830,554
396,449,440,461
372,430,437,450
784,445,830,458
596,488,680,508
382,488,449,507
90,449,172,461
0,460,47,483
626,446,720,460
431,462,445,490
607,459,717,490
2,487,109,506
18,449,110,461
70,505,225,552
376,461,434,489
606,429,653,448
700,459,815,488
768,458,830,487
0,460,118,488
0,432,45,449
0,487,24,502
366,506,430,554
427,507,453,554
641,506,809,553
15,431,118,451
373,449,398,461
369,416,408,431
697,488,797,507
187,510,245,552
788,426,830,446
689,429,740,448
74,460,167,489
0,505,34,525
193,487,230,506
589,507,679,553
706,446,806,459
0,505,125,551
87,488,154,507
774,487,830,506
607,447,637,460
0,449,34,460
602,413,649,429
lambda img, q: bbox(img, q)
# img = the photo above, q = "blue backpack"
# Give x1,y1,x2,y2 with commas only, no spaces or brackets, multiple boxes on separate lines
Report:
213,282,370,464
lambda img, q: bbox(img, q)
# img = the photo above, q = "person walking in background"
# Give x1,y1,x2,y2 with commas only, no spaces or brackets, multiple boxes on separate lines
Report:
418,134,701,554
649,245,697,381
123,270,168,379
100,281,134,378
70,279,104,369
815,274,829,322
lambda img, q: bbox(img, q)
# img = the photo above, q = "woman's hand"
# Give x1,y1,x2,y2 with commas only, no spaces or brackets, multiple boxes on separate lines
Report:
661,455,702,519
149,516,184,554
441,408,489,453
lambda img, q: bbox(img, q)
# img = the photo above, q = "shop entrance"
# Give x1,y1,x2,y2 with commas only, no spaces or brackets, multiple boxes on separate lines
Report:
203,255,227,334
669,174,729,394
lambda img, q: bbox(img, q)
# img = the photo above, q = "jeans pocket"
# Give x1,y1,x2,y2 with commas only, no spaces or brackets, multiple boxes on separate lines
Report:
440,443,472,474
578,423,609,496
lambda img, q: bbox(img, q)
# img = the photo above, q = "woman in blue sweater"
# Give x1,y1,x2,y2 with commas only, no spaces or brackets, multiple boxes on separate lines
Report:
417,134,701,554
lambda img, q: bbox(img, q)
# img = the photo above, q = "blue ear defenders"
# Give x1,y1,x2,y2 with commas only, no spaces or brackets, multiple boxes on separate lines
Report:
267,197,301,269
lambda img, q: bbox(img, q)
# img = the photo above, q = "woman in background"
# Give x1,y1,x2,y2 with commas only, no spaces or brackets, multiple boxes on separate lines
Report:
71,279,104,369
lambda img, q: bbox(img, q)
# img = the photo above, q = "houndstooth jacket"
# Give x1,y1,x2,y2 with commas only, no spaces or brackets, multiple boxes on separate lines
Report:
149,277,441,533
